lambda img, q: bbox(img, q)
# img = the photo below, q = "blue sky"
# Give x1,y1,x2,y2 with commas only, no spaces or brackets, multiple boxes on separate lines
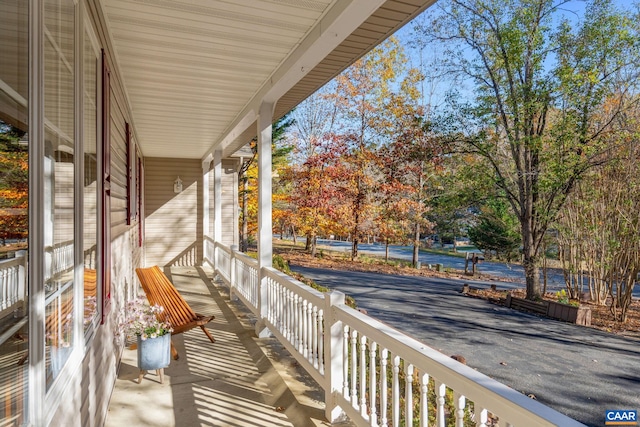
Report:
392,0,637,110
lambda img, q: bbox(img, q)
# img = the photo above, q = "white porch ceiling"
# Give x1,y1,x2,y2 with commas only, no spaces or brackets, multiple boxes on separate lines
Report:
102,0,435,160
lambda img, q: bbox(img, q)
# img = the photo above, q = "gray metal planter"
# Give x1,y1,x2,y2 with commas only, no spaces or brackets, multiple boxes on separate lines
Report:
137,333,171,384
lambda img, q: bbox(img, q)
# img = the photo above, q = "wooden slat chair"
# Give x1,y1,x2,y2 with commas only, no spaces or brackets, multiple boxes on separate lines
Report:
135,266,215,360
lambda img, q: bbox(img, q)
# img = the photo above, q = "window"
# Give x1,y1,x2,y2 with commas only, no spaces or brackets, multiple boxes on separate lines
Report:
43,0,76,390
0,0,29,423
100,49,111,323
83,19,100,334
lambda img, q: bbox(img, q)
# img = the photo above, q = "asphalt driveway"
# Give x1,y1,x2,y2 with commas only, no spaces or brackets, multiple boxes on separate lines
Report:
291,265,640,427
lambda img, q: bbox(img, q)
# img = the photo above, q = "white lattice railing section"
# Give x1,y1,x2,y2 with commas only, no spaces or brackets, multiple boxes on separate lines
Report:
0,251,27,320
233,251,259,309
262,267,326,385
210,241,585,427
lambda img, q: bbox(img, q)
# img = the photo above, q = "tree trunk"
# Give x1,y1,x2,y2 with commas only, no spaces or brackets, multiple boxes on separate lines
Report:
292,226,297,245
351,236,359,260
310,235,317,258
413,222,420,268
305,233,311,251
385,239,389,262
523,246,541,300
351,203,360,260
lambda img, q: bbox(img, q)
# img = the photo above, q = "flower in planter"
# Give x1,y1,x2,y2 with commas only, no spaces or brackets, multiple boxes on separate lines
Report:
118,297,173,341
555,289,569,305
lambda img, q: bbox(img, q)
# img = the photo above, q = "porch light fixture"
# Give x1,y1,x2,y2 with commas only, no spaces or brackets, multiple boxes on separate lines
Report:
174,176,183,193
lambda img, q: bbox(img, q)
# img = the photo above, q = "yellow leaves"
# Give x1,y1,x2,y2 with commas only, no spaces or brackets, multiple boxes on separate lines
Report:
0,189,28,205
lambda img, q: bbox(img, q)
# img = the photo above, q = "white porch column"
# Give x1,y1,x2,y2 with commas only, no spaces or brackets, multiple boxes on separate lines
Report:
213,150,222,243
202,158,211,264
213,150,222,268
324,291,346,422
256,101,274,338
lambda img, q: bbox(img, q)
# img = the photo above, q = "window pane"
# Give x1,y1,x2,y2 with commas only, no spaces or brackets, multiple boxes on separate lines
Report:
0,0,29,424
44,0,75,391
83,29,98,332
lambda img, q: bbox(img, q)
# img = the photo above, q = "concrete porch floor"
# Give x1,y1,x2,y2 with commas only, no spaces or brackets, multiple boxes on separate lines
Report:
105,266,343,427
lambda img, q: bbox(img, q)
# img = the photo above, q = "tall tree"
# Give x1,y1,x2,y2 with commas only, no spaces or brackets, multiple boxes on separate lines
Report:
419,0,640,299
331,36,409,259
284,134,348,256
468,197,521,261
285,88,340,251
381,88,441,267
557,98,640,321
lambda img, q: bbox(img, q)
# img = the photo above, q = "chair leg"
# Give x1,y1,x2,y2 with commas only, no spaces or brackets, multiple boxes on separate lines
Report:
138,370,145,384
170,340,179,360
158,368,164,384
200,325,215,343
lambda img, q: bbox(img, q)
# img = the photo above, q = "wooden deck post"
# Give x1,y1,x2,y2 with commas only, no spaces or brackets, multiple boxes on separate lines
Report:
324,291,346,422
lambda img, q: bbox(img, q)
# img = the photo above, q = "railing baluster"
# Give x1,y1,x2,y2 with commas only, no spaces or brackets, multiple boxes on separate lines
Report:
317,308,324,374
343,326,350,398
281,287,286,339
266,277,272,323
455,392,466,427
380,348,389,427
306,301,312,361
405,364,414,427
312,305,318,368
359,335,367,418
476,408,488,427
302,299,309,358
369,341,377,427
351,330,359,409
287,289,293,342
420,373,429,427
392,355,400,427
295,295,301,352
436,381,446,427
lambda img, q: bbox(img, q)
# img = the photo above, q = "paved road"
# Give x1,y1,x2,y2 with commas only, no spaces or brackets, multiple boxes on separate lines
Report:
315,239,640,298
290,264,640,427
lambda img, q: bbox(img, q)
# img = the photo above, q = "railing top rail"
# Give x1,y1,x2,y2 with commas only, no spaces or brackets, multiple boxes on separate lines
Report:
0,253,26,268
213,241,230,252
233,251,258,267
334,303,585,427
262,266,325,305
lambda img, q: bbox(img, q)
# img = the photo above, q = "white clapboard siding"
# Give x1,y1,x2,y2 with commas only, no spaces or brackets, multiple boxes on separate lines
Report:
143,158,203,267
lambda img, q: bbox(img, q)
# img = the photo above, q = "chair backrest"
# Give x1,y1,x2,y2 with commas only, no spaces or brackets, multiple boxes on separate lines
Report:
135,266,197,327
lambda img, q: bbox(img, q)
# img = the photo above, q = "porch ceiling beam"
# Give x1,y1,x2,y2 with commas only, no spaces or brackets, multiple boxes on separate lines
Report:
206,0,388,160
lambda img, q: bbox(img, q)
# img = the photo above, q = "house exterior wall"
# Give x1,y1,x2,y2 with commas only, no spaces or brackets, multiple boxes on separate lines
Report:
143,158,203,267
206,158,239,248
221,159,239,247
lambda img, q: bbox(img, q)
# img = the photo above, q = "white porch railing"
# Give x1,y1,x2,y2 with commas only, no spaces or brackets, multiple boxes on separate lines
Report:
0,251,28,321
206,241,585,427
